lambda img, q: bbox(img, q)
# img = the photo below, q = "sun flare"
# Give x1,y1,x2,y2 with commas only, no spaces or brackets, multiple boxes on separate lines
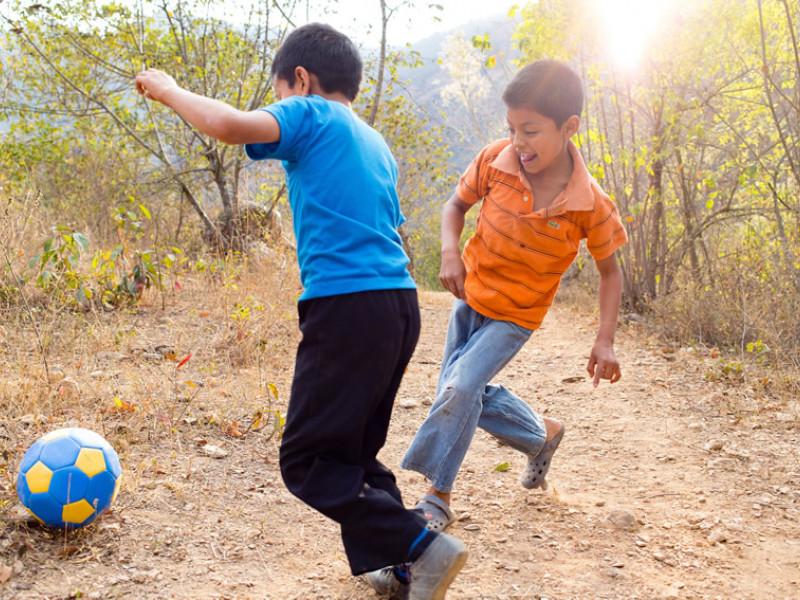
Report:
593,0,676,71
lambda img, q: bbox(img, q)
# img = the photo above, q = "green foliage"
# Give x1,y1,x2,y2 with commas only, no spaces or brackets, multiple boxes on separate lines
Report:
2,0,455,269
28,221,176,309
2,0,282,247
30,226,93,305
513,0,800,373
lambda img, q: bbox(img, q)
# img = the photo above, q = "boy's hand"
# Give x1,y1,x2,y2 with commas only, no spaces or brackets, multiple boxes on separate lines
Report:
587,341,621,387
135,69,179,105
440,248,466,299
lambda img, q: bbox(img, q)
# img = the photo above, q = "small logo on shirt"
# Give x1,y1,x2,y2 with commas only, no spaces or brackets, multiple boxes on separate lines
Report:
547,220,560,229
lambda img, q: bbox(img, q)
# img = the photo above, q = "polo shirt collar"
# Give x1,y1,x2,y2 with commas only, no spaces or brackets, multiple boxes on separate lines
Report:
490,140,595,213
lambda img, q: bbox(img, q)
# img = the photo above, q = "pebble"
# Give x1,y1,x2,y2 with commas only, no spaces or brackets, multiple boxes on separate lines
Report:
201,445,229,459
661,587,681,600
398,399,419,409
707,457,737,470
704,439,725,452
707,529,728,544
686,512,708,525
608,510,638,531
19,414,38,426
463,524,481,531
96,351,126,361
47,368,66,383
57,378,80,400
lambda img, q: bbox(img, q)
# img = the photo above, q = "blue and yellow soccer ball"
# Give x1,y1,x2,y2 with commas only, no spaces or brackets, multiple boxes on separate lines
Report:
16,428,122,529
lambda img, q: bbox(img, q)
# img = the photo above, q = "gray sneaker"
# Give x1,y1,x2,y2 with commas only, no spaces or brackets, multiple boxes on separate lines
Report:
409,533,468,600
364,566,408,599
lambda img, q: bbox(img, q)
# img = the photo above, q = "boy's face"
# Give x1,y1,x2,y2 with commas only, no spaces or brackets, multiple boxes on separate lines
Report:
506,106,579,175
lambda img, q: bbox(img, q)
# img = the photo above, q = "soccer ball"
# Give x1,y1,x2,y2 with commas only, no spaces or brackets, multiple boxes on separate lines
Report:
16,428,122,529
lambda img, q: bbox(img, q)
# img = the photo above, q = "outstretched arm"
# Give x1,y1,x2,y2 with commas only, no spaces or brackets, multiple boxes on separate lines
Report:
587,253,623,387
135,68,279,145
439,193,472,299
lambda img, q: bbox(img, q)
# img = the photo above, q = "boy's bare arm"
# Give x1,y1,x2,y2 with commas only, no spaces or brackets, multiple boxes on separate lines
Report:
440,194,472,299
134,69,279,145
587,253,623,387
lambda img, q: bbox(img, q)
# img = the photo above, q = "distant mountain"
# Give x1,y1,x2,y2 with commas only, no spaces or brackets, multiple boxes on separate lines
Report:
397,15,520,171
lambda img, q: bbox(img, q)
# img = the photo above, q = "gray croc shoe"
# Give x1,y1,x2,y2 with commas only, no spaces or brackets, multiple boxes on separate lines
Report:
415,494,456,532
521,422,565,490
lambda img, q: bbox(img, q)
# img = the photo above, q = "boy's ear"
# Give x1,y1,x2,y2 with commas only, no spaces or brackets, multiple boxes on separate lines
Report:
293,66,312,95
562,115,580,139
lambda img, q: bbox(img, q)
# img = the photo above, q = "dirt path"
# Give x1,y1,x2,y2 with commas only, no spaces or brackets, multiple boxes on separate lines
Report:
2,291,799,599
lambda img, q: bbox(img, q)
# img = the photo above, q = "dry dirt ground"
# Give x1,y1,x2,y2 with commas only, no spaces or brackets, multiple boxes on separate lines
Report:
1,288,799,599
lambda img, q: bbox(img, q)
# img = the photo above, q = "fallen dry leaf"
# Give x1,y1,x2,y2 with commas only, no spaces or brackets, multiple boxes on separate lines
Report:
0,564,12,584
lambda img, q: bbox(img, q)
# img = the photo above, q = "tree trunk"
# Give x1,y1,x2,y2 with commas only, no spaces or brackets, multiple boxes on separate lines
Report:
368,0,388,127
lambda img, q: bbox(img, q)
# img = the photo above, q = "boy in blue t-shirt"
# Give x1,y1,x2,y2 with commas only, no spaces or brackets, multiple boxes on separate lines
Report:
136,23,466,599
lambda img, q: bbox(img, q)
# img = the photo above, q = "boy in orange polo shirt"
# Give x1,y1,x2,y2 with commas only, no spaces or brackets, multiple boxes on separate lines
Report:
402,59,627,530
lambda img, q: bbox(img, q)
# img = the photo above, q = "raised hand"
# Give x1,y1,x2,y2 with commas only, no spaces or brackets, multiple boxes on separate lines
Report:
135,68,179,105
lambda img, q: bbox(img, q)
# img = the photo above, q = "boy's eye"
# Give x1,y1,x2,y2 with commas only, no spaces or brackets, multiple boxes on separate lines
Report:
525,131,539,136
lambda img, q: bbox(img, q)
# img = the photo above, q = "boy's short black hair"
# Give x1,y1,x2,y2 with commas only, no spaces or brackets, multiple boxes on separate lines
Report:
502,60,583,126
271,23,363,101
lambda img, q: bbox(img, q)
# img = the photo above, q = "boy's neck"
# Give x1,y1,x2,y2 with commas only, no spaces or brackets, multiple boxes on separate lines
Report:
525,142,573,189
309,86,352,107
322,93,352,107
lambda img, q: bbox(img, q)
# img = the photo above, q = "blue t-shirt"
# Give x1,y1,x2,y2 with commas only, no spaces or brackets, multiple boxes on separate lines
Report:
245,95,415,301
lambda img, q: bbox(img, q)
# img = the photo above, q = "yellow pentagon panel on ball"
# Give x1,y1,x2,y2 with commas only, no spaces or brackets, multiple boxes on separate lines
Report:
75,448,107,477
62,499,95,524
25,461,53,494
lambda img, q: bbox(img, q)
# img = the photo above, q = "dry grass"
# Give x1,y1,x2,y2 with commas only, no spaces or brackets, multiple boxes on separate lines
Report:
556,258,800,408
0,246,300,548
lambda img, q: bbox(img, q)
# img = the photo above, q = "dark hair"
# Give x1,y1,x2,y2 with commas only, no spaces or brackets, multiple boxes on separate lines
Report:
502,60,583,126
271,23,363,101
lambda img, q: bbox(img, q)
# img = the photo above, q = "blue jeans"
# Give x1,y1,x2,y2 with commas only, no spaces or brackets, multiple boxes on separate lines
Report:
401,300,547,493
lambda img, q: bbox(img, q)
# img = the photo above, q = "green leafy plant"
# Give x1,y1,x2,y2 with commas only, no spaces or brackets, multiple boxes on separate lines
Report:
30,225,92,306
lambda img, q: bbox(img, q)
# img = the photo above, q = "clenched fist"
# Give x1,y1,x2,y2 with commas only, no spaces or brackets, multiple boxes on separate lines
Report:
135,68,179,104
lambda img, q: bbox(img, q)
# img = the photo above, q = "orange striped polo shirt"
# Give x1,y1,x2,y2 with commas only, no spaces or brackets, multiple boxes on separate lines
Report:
457,138,628,330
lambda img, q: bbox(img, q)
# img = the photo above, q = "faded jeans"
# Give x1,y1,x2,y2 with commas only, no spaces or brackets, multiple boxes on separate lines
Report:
401,300,547,493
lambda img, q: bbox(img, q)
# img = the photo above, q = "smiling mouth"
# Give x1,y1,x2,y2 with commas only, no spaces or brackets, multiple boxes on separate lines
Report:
519,152,538,165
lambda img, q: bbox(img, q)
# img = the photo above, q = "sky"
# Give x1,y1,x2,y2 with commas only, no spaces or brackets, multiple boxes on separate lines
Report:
298,0,520,47
201,0,520,49
2,0,681,71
